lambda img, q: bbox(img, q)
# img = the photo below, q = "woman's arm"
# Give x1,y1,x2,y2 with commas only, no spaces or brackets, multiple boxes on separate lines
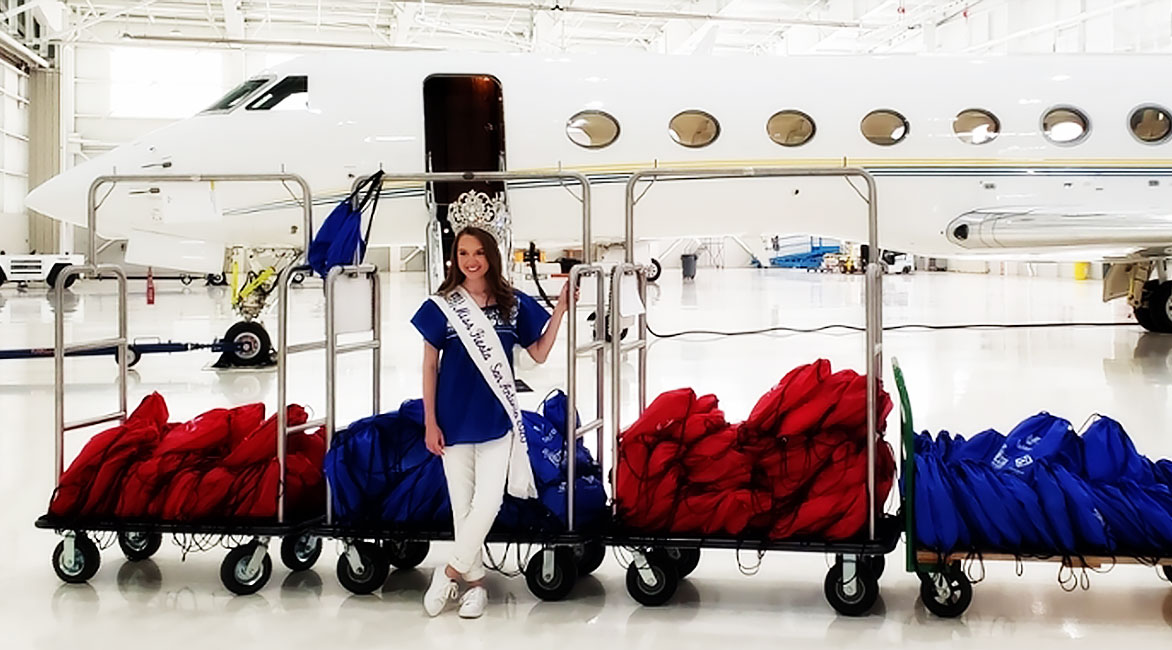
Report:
526,282,575,364
422,342,444,455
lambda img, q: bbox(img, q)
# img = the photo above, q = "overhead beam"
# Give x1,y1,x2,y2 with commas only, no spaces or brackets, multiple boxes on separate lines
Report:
220,0,245,39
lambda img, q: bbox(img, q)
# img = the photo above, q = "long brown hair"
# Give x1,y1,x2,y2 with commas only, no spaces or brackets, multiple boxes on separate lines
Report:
438,226,516,317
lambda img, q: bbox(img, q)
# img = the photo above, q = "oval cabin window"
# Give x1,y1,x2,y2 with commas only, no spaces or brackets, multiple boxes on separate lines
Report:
860,110,909,146
669,110,720,148
767,111,816,147
1042,107,1090,145
566,110,620,149
1130,105,1171,144
954,109,1000,145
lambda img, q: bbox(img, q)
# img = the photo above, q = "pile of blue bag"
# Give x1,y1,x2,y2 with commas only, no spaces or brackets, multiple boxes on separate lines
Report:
323,391,609,533
914,413,1172,555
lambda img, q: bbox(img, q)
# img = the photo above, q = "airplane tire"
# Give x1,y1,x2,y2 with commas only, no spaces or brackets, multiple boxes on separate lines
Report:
1139,281,1172,333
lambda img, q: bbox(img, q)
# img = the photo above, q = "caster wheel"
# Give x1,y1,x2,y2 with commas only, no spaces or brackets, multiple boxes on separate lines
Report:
646,258,663,283
206,273,227,286
220,542,273,596
336,542,389,595
53,534,100,584
666,547,700,578
919,566,973,618
525,547,578,602
865,555,885,580
824,558,880,617
626,551,678,606
118,531,162,562
218,321,272,367
280,533,322,572
383,540,430,570
575,540,606,577
180,274,193,286
292,272,306,285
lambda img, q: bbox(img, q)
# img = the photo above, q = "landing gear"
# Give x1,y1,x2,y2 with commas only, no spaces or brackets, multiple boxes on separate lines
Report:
216,321,273,368
1135,280,1172,333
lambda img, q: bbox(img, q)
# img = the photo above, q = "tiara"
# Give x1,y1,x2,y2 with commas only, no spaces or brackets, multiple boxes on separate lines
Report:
447,190,510,245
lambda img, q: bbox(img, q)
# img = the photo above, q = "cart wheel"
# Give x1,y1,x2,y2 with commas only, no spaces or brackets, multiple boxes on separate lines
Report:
180,274,193,286
384,540,430,570
220,542,272,596
115,345,142,368
118,531,162,562
626,552,678,606
824,558,880,617
206,273,226,286
525,546,578,602
919,567,972,618
865,555,886,580
575,540,606,577
219,321,272,367
336,542,389,595
292,272,306,285
280,533,322,572
666,547,700,578
647,258,663,283
53,534,100,584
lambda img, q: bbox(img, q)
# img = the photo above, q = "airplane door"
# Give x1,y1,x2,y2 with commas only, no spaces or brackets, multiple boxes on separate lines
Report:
423,74,506,285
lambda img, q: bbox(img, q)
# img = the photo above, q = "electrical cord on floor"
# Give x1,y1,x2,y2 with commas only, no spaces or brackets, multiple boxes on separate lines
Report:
525,260,1135,337
646,320,1136,339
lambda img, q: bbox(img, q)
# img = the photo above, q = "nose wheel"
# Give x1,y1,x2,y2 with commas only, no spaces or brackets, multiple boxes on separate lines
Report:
216,321,273,368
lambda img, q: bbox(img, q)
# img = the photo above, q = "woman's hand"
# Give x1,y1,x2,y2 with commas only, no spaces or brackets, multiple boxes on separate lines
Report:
555,281,580,313
425,423,445,456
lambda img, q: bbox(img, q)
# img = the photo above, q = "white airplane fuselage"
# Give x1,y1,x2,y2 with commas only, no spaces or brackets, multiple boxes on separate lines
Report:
23,51,1172,265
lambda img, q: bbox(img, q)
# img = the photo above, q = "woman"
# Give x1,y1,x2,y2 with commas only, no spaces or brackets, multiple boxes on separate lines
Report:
411,225,572,618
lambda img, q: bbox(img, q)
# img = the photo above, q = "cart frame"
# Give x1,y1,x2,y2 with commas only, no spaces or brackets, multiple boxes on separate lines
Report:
606,166,900,615
892,357,1172,618
35,173,327,596
315,171,608,602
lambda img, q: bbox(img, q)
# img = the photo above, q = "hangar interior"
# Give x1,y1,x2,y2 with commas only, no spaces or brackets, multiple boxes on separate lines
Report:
3,1,1172,647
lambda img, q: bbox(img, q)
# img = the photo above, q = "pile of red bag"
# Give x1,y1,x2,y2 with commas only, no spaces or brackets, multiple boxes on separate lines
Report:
616,359,896,540
49,392,325,522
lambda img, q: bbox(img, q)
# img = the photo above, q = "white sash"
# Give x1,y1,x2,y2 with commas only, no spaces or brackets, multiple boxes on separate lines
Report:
431,286,537,500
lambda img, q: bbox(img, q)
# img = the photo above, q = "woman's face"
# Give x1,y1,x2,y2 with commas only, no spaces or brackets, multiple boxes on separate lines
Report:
456,233,489,282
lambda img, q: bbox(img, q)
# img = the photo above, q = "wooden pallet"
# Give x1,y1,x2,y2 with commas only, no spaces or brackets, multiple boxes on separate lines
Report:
916,550,1172,570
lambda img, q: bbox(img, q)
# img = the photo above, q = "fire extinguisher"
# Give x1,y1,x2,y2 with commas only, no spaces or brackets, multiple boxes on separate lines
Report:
146,266,156,305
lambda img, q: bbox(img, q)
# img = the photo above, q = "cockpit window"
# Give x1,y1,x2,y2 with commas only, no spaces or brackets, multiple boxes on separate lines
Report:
203,77,269,113
246,76,308,111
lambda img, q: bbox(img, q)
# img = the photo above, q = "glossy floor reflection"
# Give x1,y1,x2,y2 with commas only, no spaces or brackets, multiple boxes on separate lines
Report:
2,268,1171,647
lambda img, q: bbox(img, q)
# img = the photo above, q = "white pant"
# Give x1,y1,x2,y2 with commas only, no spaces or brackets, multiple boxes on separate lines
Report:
442,434,510,582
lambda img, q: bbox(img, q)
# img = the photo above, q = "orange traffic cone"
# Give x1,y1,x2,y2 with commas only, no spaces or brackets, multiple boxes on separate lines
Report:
146,266,155,305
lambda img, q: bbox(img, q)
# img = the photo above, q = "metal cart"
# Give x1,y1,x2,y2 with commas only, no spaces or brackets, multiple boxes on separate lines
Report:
312,171,610,602
35,173,327,595
891,357,1172,618
606,167,901,616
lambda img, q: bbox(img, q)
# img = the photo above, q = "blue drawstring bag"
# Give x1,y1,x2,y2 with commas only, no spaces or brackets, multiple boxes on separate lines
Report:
951,428,1005,464
307,170,384,277
1032,462,1078,553
1082,417,1155,485
1052,464,1112,552
1088,482,1147,551
1000,473,1060,551
991,413,1081,476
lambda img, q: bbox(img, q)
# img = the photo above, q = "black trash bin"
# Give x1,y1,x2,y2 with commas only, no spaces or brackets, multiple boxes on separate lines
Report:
681,253,698,280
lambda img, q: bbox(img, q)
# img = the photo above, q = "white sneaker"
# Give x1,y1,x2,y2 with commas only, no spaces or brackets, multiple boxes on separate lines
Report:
423,568,458,617
458,586,488,619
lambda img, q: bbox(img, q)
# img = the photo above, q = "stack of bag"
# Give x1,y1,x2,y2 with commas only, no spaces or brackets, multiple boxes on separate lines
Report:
914,413,1172,555
616,359,896,540
323,391,609,533
49,393,325,521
